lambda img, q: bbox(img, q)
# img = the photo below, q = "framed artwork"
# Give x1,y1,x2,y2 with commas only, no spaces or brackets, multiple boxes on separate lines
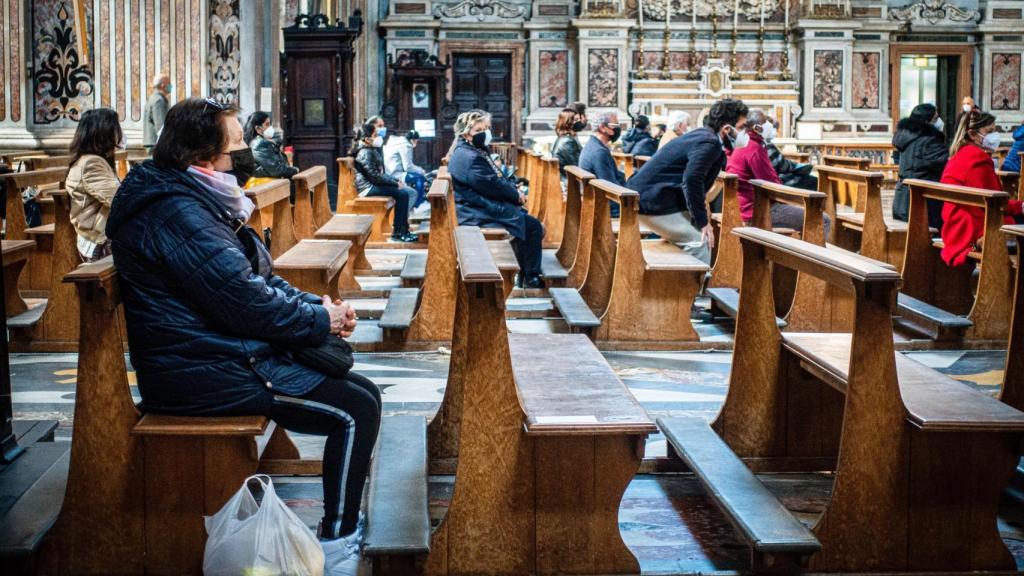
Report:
303,98,326,126
412,83,430,109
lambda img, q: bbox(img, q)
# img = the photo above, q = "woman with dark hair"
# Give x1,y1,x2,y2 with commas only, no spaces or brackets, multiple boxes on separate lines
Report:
448,109,546,288
939,109,1023,267
67,107,123,261
106,97,380,574
244,110,298,179
891,103,948,228
551,107,583,175
352,121,418,242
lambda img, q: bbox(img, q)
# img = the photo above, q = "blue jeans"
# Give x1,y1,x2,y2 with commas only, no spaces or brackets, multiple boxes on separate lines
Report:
365,184,415,235
404,173,428,207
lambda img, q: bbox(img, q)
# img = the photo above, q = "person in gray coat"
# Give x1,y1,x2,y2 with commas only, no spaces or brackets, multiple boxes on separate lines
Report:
143,74,171,149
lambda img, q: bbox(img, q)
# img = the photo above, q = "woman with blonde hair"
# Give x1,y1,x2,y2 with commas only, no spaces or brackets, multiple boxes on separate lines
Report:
938,109,1022,267
447,110,546,288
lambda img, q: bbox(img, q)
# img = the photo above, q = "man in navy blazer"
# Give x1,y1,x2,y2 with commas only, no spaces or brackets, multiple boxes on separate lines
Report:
626,99,748,263
579,110,626,217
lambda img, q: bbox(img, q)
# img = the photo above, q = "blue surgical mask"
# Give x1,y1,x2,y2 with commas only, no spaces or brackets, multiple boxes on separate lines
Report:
378,127,387,139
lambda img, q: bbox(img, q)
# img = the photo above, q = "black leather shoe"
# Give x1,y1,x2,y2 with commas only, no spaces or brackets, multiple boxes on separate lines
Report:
524,275,546,289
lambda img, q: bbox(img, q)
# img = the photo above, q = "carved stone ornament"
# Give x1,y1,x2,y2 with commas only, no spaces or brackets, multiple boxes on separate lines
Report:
433,0,529,21
888,0,981,25
640,0,782,21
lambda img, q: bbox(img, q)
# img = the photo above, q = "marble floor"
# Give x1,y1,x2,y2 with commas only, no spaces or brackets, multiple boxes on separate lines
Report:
8,345,1022,573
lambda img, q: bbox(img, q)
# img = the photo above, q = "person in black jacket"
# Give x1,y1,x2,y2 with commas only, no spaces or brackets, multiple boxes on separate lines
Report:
892,103,948,229
353,121,419,242
448,109,545,288
621,114,658,158
626,98,748,264
106,98,379,572
244,110,299,180
551,107,584,176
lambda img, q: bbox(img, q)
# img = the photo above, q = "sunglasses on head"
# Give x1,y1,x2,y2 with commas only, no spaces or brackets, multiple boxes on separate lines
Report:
203,97,227,114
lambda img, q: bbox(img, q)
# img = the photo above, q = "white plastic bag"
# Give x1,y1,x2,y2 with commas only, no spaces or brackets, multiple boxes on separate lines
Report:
203,474,325,576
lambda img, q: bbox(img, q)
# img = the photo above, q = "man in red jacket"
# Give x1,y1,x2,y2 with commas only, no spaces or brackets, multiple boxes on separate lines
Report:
726,109,830,235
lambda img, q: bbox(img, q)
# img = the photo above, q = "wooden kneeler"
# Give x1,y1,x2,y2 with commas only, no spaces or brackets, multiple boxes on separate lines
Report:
50,259,300,575
717,227,1024,572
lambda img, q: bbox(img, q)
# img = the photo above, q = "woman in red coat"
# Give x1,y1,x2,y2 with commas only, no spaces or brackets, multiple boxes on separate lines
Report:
939,109,1023,267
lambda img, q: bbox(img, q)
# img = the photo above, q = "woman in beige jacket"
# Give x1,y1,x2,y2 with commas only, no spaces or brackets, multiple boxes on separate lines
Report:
66,108,122,261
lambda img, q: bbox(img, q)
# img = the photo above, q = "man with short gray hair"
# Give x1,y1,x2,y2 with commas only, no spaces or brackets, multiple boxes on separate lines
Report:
659,110,691,150
579,110,627,216
144,74,171,149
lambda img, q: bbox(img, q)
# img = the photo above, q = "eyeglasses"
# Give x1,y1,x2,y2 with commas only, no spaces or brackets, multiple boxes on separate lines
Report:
203,97,227,114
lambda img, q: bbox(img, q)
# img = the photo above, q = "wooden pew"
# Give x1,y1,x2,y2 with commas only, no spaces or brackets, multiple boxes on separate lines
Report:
634,155,650,169
783,151,810,164
7,191,81,352
371,226,655,574
1001,224,1024,411
816,164,906,266
525,151,544,218
707,173,743,291
23,155,71,171
2,240,35,319
1,167,67,294
691,226,1024,572
551,179,709,348
612,150,634,179
538,156,565,248
50,258,300,574
899,178,1014,344
819,155,870,208
541,166,595,287
335,157,397,242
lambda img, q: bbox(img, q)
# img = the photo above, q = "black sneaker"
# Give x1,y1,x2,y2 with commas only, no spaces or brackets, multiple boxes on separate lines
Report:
390,231,419,243
524,275,546,289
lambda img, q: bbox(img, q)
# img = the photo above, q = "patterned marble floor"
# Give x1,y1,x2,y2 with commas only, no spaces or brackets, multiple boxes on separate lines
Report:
8,346,1022,573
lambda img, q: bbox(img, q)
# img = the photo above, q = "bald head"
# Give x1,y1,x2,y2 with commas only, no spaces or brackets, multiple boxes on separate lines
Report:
152,74,170,94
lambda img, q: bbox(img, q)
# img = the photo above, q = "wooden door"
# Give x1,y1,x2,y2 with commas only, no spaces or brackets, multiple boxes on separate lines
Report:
452,53,512,142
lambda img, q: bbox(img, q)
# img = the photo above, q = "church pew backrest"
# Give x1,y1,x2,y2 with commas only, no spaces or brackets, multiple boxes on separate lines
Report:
556,166,596,272
291,165,328,239
1002,224,1024,410
243,179,296,258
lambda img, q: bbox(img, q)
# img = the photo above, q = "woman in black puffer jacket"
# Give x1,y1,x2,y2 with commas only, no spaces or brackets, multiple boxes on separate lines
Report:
353,118,418,242
892,103,949,229
551,107,584,176
107,98,380,570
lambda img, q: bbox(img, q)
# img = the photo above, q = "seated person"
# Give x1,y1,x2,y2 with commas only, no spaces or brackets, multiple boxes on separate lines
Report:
448,109,545,288
244,110,299,180
105,97,380,574
551,107,584,176
658,110,691,150
622,114,658,158
628,98,749,264
939,109,1023,267
352,120,419,243
1001,120,1024,173
384,129,430,211
763,121,817,191
579,110,626,217
726,108,831,235
66,107,122,262
891,103,948,228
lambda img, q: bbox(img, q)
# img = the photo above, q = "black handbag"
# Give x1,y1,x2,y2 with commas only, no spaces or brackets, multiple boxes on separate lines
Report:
233,220,355,380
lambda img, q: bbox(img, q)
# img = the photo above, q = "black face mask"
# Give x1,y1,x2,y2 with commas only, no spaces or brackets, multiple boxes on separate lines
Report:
572,120,587,132
471,131,489,150
608,126,622,143
228,148,257,187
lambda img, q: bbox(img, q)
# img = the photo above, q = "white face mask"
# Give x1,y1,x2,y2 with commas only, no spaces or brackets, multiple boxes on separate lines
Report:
372,136,384,148
733,129,750,149
981,132,1001,152
483,129,493,147
760,122,777,142
963,104,973,113
933,117,944,132
263,126,276,140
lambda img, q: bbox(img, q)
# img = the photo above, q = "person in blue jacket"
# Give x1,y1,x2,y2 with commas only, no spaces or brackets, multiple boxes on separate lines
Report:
106,97,378,574
579,110,627,218
448,109,546,288
1001,122,1024,173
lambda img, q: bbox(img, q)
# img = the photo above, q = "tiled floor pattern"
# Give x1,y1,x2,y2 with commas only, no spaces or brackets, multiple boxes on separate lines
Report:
8,346,1021,573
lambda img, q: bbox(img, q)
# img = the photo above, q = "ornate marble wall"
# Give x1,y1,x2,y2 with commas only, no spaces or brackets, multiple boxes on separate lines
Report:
852,51,880,110
812,50,843,109
587,48,619,107
32,0,94,124
209,0,242,105
538,50,569,108
991,53,1021,111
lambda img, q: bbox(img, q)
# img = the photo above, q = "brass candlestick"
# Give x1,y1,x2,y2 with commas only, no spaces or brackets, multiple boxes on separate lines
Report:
637,35,650,79
779,21,794,81
729,30,740,80
686,25,700,79
711,10,720,59
755,22,767,80
660,26,672,79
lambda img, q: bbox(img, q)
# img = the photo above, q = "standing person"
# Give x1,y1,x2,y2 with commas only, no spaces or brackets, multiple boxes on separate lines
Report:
352,122,419,243
143,74,171,150
658,110,691,150
939,109,1023,267
66,108,122,262
1000,120,1024,173
383,130,430,211
891,103,949,228
621,115,658,158
627,98,748,264
106,98,380,575
448,110,545,288
551,108,584,175
244,111,300,179
726,109,830,234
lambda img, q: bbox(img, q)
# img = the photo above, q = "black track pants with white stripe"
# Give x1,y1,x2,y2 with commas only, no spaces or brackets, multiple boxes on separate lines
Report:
270,371,382,539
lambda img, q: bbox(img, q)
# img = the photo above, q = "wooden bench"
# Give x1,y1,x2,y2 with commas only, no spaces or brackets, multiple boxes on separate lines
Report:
417,226,655,575
554,179,708,348
634,155,650,168
300,164,376,284
525,151,544,218
541,166,595,288
612,150,634,179
714,226,1024,572
538,156,565,248
50,259,301,574
1001,224,1024,410
8,191,82,352
817,164,906,267
997,170,1019,200
23,155,71,171
336,158,397,242
2,240,35,319
1,167,67,295
819,154,870,208
899,178,1015,343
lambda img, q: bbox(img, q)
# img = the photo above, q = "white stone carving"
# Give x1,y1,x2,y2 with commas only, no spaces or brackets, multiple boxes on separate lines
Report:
888,0,981,25
640,0,782,22
433,0,529,21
